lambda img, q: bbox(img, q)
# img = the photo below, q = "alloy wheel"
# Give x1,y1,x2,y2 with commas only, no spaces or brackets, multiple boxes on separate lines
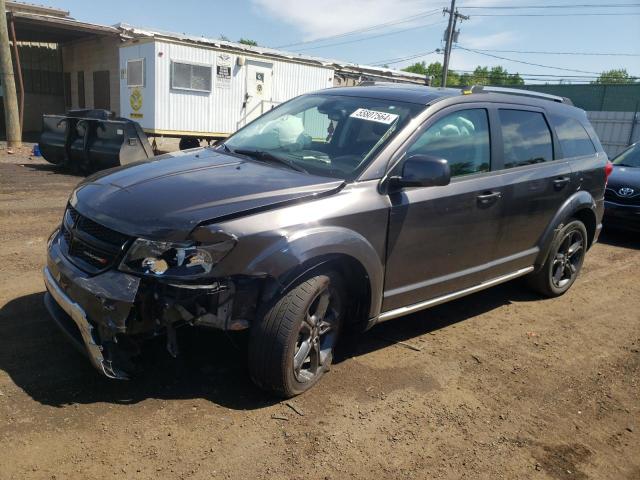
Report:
550,228,585,289
293,284,340,383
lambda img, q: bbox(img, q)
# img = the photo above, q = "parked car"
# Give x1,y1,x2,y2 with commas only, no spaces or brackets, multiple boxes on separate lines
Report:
43,84,609,397
604,142,640,231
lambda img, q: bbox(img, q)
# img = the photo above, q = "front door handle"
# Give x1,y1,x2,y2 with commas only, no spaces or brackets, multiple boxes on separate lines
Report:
476,191,502,205
553,176,571,189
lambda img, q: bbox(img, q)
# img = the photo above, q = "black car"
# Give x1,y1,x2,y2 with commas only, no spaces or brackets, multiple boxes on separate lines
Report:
604,142,640,231
43,85,609,397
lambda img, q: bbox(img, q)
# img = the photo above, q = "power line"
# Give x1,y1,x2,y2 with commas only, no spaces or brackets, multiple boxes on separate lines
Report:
453,71,639,79
290,20,447,52
460,3,640,8
371,49,440,66
275,9,441,49
469,12,640,16
463,48,640,57
456,46,605,74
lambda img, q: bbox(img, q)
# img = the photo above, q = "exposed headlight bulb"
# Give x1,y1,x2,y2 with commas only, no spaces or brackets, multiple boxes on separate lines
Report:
142,257,168,275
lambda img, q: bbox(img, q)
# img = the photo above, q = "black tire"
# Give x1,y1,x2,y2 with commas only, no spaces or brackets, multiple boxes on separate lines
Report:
248,271,344,397
179,137,201,150
527,219,588,297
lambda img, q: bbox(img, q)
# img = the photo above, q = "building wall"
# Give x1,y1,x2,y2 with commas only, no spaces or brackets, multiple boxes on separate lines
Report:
62,35,120,114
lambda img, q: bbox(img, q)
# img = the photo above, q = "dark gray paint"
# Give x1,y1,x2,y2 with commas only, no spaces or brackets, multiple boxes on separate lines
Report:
44,85,608,377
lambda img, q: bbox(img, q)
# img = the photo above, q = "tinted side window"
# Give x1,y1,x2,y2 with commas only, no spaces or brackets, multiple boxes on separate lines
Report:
499,109,553,168
549,114,596,158
408,109,490,177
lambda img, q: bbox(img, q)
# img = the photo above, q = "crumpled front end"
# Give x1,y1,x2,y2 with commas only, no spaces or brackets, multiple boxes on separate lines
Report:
43,208,258,380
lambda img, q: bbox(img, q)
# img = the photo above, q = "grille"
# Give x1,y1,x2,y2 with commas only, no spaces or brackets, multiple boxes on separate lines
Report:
605,189,640,206
62,205,131,273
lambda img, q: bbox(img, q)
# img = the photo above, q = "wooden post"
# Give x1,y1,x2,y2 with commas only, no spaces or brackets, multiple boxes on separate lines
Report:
0,0,21,147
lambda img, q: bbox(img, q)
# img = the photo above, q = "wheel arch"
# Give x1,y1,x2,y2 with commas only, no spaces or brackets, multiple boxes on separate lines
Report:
535,190,598,268
247,226,384,325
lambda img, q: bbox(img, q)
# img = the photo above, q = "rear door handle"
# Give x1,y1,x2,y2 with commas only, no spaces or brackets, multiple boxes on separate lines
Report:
476,191,502,205
553,176,571,189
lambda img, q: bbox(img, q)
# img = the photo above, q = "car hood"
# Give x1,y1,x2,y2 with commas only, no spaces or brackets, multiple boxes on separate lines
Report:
607,165,640,190
71,148,344,241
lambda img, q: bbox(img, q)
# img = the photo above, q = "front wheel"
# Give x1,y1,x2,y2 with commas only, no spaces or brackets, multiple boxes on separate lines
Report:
248,271,344,397
527,219,588,297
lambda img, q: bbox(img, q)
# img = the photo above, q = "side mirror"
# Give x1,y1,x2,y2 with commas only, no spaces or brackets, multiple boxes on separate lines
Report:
389,154,451,190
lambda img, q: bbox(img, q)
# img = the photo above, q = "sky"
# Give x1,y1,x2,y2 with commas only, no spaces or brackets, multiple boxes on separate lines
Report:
32,0,640,83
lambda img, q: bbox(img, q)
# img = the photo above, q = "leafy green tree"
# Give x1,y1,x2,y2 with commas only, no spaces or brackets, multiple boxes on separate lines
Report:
402,61,460,86
403,62,523,87
593,69,636,84
239,38,258,46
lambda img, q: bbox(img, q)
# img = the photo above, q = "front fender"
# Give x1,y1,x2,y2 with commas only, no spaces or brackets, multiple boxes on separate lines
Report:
535,190,598,268
241,226,384,318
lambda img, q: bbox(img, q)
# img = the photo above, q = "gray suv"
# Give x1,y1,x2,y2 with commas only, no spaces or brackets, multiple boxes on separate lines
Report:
44,84,609,397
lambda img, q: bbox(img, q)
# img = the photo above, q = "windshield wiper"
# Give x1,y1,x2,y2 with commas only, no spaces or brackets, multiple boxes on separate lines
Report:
614,163,636,167
232,148,308,173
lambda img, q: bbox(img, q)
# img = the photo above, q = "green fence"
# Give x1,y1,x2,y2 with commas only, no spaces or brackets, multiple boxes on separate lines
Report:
517,84,640,112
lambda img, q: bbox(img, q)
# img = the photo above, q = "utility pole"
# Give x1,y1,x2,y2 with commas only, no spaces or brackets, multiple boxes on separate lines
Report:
441,0,468,87
0,0,21,147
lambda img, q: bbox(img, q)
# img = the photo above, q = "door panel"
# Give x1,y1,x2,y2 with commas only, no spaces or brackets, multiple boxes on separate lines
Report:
493,107,575,264
383,173,506,311
382,106,506,312
245,61,273,123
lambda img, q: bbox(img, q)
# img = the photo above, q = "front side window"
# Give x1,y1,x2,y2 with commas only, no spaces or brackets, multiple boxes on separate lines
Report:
499,109,553,168
127,59,144,87
407,108,490,177
171,61,212,92
549,114,596,158
224,94,423,181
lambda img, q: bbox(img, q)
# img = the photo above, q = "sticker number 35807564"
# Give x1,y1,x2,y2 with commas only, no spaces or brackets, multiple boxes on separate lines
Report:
350,108,399,125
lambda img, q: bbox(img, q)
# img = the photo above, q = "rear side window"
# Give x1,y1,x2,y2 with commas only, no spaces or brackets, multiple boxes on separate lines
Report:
549,114,596,158
499,109,553,168
408,109,490,177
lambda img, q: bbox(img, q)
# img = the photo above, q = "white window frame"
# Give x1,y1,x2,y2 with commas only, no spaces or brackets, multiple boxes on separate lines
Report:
170,60,212,93
126,58,145,87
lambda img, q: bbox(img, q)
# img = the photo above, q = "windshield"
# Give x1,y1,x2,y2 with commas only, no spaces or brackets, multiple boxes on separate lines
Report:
223,93,424,180
612,143,640,167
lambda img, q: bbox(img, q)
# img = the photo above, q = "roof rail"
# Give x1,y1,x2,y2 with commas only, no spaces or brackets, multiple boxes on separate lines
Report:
467,85,573,105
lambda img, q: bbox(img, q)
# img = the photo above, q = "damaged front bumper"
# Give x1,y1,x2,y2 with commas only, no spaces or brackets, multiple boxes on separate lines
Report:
43,229,256,380
44,266,130,379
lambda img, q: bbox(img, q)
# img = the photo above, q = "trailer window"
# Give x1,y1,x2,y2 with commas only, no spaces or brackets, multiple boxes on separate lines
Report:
171,61,212,92
127,59,144,87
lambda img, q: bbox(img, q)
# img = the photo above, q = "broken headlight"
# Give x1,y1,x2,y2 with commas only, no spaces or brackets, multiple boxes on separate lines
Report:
119,237,235,279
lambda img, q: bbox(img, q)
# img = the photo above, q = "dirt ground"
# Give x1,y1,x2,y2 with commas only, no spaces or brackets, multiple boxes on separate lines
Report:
1,150,639,480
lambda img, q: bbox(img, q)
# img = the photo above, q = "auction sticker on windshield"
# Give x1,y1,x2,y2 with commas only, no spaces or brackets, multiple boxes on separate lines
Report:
350,108,399,125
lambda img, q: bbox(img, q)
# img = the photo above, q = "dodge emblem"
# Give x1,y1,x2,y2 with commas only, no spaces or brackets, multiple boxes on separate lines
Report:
618,187,635,197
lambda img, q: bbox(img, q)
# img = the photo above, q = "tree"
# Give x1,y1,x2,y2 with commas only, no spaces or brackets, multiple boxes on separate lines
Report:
403,61,524,87
239,38,258,46
219,34,230,41
402,61,459,86
593,69,636,84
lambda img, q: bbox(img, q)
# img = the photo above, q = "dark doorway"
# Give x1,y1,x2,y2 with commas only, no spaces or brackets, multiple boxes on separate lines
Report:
93,70,110,110
77,71,85,108
63,72,71,108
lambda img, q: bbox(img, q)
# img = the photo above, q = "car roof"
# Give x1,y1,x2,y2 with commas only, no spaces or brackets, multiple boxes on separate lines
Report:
319,84,583,117
322,84,461,105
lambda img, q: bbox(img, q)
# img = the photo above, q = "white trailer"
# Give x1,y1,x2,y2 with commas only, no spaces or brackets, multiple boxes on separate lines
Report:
117,25,427,148
118,25,338,146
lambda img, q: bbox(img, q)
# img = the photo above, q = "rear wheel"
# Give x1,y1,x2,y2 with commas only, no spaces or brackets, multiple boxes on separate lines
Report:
527,219,588,297
248,271,344,397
